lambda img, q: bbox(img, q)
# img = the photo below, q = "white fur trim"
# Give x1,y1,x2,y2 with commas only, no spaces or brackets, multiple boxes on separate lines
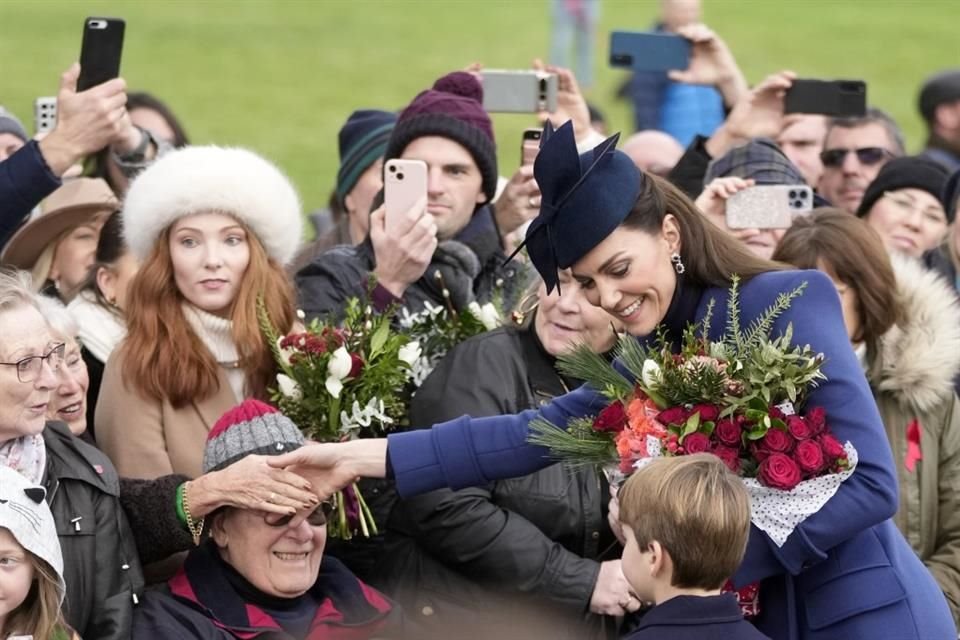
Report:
122,146,303,264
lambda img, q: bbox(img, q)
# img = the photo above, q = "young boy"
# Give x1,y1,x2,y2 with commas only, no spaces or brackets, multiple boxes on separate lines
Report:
618,453,771,639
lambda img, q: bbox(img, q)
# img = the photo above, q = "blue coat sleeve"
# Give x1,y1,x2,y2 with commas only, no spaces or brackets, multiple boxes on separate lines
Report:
0,141,61,247
733,270,899,584
389,383,609,498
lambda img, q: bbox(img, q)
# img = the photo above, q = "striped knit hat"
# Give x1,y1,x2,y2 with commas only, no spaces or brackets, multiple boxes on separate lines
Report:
335,109,397,207
203,399,304,473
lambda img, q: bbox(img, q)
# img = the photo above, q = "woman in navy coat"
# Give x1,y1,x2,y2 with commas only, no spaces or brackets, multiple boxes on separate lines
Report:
275,122,955,640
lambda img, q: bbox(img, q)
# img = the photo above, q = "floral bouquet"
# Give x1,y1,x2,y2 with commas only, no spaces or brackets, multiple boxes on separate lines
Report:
259,298,421,539
529,277,858,549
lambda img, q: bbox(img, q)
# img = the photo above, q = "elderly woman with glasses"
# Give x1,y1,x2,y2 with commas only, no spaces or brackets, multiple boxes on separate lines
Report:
856,156,952,259
0,268,143,640
134,399,402,639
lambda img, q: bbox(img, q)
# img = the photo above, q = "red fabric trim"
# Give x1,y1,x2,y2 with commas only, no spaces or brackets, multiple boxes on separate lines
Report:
245,603,282,630
905,419,923,473
169,569,198,603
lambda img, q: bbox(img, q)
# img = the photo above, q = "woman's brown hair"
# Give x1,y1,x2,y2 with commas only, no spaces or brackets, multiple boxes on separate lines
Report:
772,208,901,347
2,553,66,640
120,221,295,408
623,174,787,287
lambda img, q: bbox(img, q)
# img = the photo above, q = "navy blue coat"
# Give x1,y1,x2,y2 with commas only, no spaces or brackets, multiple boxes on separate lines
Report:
386,270,956,640
0,140,60,249
623,594,770,640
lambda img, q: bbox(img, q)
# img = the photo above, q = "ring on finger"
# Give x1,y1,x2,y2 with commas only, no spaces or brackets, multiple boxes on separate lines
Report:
267,492,277,503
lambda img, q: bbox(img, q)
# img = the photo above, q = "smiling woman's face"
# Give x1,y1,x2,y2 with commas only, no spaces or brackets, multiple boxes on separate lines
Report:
533,270,619,357
168,213,250,317
571,217,680,338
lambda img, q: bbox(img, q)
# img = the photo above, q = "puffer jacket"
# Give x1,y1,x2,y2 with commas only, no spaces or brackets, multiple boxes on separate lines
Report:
380,323,617,640
43,420,145,640
867,255,960,628
294,205,528,322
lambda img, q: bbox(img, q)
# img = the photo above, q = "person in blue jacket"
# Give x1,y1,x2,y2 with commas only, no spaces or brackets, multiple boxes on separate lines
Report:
272,120,956,640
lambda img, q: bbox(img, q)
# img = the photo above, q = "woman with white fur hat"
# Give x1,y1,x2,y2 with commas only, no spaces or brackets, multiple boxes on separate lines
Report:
95,146,303,480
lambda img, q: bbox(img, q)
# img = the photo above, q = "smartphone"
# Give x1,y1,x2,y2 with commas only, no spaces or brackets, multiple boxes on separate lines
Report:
481,70,558,113
521,128,542,166
33,97,57,134
609,31,691,72
77,17,125,92
784,79,867,118
725,185,813,230
384,159,427,234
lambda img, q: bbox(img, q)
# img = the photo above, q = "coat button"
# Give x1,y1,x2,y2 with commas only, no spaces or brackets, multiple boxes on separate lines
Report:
591,531,600,539
421,605,435,617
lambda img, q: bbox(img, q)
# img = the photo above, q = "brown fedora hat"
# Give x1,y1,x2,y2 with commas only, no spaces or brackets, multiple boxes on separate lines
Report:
1,178,119,269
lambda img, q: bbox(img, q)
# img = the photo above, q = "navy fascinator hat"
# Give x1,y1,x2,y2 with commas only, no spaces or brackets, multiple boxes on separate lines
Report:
511,121,643,293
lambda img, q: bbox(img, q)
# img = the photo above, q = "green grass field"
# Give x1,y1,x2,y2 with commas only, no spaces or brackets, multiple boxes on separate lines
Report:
1,0,957,229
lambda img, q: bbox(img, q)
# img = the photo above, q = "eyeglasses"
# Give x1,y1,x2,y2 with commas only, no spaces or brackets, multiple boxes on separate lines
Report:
0,343,65,383
264,500,336,528
882,192,947,224
820,147,893,168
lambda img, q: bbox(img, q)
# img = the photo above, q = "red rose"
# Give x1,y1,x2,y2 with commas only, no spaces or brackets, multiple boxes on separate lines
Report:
658,406,692,426
691,404,720,423
794,440,826,475
711,445,741,473
760,429,795,454
787,416,813,441
758,453,802,490
348,353,364,378
819,433,846,460
683,432,711,454
769,406,786,422
750,442,771,463
593,401,628,433
715,418,743,447
807,407,827,435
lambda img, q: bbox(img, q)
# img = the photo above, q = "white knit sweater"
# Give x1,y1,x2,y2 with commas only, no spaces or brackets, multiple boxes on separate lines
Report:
182,305,245,401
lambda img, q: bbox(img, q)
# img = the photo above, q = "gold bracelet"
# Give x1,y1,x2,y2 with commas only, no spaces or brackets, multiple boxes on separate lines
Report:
182,481,205,546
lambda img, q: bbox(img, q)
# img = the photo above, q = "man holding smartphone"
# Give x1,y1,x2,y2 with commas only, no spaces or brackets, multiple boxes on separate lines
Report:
297,70,526,321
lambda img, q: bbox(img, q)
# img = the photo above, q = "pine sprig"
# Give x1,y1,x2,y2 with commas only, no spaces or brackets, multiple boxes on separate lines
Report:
558,341,633,400
739,282,808,354
256,295,288,374
528,416,617,468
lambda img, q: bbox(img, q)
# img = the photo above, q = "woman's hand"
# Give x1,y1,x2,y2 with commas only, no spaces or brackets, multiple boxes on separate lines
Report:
188,454,320,517
268,439,389,500
608,484,626,546
589,559,642,616
695,176,756,228
532,59,593,144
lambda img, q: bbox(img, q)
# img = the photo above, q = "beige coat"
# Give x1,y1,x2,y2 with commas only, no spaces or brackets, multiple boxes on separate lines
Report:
868,256,960,627
94,349,239,479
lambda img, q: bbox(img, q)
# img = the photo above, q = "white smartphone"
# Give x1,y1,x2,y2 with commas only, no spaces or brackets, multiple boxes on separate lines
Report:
481,70,558,113
725,185,813,230
384,159,427,234
34,97,57,134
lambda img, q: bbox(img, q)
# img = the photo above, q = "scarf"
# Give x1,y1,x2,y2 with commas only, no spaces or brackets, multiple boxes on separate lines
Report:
0,434,47,484
67,290,127,363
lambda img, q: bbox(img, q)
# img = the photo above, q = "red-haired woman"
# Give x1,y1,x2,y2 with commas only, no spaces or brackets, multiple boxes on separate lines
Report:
95,146,301,479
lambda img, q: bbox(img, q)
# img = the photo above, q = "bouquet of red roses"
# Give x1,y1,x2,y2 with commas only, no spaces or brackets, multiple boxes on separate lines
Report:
530,277,858,548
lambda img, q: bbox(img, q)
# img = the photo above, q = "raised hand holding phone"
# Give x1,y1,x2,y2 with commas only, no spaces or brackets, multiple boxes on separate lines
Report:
78,17,125,91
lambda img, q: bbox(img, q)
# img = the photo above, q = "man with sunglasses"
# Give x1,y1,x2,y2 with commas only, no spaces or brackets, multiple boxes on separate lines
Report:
817,108,905,213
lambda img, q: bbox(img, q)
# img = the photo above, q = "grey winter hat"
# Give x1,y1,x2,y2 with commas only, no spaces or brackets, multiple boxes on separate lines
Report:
203,399,304,473
0,106,29,143
0,466,66,603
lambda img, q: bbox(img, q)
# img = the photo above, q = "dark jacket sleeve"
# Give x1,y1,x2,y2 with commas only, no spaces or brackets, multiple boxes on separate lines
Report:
0,140,61,248
119,474,192,565
401,332,600,608
667,134,713,199
294,245,375,322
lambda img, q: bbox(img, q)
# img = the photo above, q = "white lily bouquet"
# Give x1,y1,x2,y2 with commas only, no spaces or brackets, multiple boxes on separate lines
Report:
258,298,421,538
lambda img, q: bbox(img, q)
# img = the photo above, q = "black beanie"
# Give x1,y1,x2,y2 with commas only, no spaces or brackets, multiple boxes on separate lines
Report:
856,156,950,218
385,72,498,204
943,169,960,224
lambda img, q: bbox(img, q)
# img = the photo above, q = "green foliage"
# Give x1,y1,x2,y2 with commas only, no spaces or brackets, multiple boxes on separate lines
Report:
557,340,633,401
528,416,617,469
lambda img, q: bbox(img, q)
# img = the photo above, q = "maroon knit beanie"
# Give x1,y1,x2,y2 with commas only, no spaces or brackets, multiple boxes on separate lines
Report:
385,71,498,204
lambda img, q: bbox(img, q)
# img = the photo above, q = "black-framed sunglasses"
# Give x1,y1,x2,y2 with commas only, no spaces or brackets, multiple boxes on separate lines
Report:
0,343,66,383
265,500,336,528
820,147,892,168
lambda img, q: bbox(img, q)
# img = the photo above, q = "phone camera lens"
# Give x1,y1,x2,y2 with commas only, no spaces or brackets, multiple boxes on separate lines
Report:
788,190,797,199
397,173,404,181
792,200,803,209
388,165,396,173
799,190,809,199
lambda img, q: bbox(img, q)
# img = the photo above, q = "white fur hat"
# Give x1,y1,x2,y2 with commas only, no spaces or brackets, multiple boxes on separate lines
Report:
0,466,65,603
122,146,303,265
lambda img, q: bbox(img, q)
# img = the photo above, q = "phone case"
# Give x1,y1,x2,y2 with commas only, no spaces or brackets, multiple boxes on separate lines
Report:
78,17,125,91
481,71,558,113
725,185,813,230
521,128,542,166
609,31,690,72
33,97,57,134
384,159,427,235
784,79,867,117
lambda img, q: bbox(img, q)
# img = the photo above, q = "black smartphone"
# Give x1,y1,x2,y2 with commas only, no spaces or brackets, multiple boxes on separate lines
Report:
784,79,866,118
609,31,690,72
77,17,125,91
